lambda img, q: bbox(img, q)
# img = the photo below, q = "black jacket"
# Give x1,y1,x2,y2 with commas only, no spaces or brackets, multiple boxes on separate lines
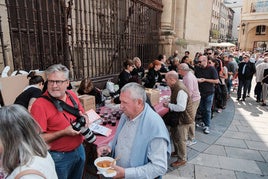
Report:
144,68,163,88
238,62,256,80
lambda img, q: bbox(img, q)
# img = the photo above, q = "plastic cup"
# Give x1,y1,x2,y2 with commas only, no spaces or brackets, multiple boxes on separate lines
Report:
111,117,116,126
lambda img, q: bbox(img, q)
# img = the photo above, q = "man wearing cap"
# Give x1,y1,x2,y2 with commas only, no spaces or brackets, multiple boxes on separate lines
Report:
256,51,268,66
178,63,200,145
236,53,256,101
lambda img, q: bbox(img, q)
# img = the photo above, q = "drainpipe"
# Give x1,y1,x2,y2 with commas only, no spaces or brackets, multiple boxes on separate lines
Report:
183,0,187,39
0,16,7,66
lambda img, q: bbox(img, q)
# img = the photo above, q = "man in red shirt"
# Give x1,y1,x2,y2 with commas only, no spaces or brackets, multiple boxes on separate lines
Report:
31,64,92,179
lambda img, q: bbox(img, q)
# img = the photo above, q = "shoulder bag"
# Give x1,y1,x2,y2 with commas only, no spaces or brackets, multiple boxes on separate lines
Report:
14,169,46,179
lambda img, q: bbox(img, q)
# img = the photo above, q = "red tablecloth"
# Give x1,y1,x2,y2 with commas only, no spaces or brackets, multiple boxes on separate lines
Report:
94,89,171,146
94,121,118,146
154,89,170,117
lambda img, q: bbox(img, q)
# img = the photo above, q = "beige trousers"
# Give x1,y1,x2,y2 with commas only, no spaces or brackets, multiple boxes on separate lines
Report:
170,123,190,161
188,99,200,140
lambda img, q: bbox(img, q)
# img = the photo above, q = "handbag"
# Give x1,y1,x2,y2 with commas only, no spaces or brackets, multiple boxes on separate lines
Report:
262,75,268,84
262,69,268,84
162,111,180,126
15,169,46,179
162,110,192,127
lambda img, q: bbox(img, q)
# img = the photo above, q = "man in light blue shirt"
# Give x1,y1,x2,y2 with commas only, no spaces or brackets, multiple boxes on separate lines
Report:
97,82,171,179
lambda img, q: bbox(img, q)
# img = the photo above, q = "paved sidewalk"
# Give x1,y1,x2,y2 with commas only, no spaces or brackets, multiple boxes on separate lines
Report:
164,92,268,179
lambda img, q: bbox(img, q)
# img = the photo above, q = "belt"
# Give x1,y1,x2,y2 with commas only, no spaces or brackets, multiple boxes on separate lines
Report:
49,144,81,153
49,149,75,154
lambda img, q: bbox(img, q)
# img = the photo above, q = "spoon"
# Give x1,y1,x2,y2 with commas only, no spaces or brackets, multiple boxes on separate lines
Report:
111,156,120,165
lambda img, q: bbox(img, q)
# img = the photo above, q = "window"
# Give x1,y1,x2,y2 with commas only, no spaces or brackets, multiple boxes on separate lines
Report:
256,25,266,35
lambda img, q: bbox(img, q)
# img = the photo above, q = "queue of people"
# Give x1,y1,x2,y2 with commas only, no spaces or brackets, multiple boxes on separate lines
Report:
2,48,268,179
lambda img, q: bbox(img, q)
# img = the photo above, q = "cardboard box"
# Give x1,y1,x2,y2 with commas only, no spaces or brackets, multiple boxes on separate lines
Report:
145,88,160,106
0,72,45,106
79,95,96,111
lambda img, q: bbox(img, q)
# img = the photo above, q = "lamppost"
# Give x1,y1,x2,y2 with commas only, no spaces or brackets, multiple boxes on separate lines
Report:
237,26,240,49
241,23,246,35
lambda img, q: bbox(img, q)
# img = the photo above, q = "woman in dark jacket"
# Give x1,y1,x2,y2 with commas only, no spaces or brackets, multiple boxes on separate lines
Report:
131,57,145,82
118,59,135,90
77,77,102,104
113,59,135,104
144,60,163,88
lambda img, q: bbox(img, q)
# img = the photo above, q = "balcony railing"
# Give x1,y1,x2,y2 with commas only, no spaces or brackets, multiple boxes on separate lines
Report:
251,1,268,13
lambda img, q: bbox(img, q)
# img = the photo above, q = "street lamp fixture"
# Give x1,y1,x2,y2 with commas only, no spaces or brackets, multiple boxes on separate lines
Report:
241,23,246,34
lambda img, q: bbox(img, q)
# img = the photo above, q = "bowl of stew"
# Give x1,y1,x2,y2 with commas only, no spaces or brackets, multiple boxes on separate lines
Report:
94,156,116,173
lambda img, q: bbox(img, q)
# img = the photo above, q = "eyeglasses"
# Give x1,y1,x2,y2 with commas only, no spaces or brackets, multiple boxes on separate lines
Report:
208,53,212,55
198,61,203,63
47,80,68,85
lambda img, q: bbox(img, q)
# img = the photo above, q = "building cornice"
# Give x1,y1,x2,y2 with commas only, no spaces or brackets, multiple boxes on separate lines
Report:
242,13,268,21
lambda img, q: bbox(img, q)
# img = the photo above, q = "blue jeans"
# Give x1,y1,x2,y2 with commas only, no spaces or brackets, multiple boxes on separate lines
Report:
199,94,214,127
227,78,232,94
49,144,85,179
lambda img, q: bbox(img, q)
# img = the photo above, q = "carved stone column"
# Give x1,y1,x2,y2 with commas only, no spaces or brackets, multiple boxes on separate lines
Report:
0,1,13,72
159,0,175,56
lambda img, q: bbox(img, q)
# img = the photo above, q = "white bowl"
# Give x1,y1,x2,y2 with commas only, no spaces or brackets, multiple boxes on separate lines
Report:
94,156,115,173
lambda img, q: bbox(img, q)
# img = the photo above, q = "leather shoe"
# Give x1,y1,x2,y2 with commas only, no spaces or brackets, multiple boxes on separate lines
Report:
171,152,178,157
170,160,186,167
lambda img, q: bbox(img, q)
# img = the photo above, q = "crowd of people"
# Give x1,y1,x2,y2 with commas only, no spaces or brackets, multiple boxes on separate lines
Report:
1,47,267,179
111,47,268,170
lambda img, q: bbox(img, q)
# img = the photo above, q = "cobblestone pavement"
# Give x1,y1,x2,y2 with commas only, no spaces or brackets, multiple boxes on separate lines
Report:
164,89,268,179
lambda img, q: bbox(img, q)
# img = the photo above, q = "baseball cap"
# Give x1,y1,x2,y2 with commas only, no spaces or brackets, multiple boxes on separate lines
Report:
243,53,250,58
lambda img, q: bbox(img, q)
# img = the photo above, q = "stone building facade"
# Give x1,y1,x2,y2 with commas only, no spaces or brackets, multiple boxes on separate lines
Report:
239,0,268,51
160,0,213,60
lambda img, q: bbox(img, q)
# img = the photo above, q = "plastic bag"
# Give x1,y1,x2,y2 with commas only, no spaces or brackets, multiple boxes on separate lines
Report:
106,81,115,93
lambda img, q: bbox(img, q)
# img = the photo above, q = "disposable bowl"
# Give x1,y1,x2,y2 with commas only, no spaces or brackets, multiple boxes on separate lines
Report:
94,156,115,173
